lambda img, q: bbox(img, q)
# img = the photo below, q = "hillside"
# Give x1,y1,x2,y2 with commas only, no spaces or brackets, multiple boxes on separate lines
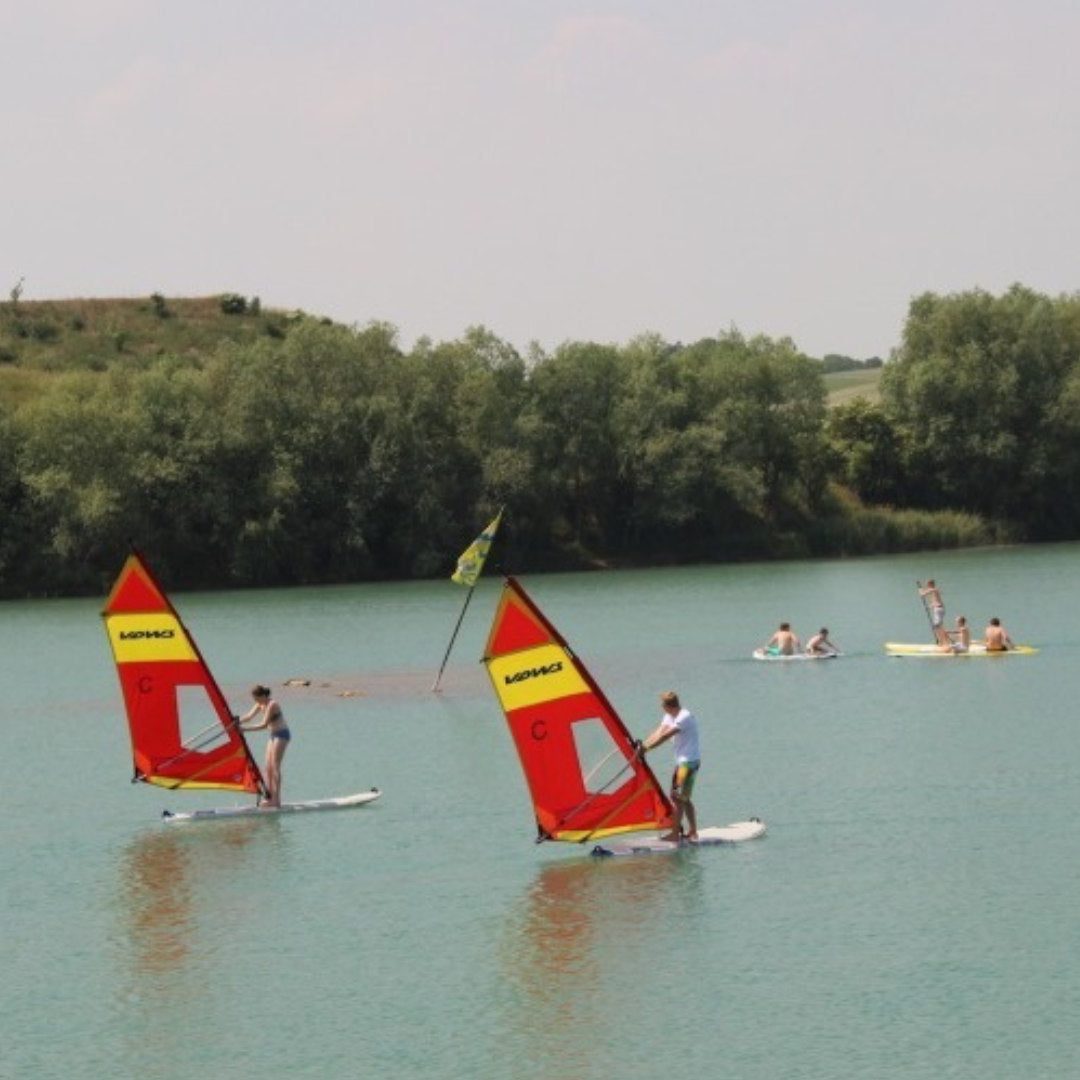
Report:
0,293,302,407
2,295,885,413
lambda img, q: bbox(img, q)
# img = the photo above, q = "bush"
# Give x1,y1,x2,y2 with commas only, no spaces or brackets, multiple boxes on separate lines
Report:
30,320,60,343
219,293,248,315
806,502,1008,556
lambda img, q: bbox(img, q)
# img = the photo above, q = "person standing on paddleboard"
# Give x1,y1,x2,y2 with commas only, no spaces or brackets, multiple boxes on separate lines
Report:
640,691,700,842
917,580,947,645
239,685,290,808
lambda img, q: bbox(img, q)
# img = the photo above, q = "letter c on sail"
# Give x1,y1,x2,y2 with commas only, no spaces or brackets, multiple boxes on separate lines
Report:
138,675,153,694
531,719,547,741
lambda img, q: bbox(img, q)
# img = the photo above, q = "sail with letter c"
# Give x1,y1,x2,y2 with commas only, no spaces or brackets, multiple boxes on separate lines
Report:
102,552,265,795
483,577,673,843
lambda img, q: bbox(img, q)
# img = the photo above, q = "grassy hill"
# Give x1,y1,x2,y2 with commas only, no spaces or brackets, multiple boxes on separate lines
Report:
0,294,301,408
824,366,883,406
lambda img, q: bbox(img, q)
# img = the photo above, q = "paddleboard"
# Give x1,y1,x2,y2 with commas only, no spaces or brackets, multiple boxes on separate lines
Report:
753,648,838,661
884,642,1037,658
590,818,766,857
162,788,381,823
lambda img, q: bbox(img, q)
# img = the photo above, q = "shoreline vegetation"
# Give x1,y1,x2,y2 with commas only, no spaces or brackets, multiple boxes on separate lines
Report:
3,283,1075,600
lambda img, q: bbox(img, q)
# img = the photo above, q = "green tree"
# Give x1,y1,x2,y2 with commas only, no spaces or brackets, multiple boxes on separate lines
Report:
607,334,760,558
883,285,1080,534
0,400,37,593
211,320,404,584
680,332,828,521
519,341,625,560
825,399,903,505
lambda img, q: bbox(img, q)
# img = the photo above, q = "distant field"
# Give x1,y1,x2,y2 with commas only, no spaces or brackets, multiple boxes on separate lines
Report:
824,367,883,406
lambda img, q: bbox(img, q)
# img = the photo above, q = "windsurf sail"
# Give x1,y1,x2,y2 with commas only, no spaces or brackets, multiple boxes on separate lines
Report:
102,552,266,796
482,577,673,843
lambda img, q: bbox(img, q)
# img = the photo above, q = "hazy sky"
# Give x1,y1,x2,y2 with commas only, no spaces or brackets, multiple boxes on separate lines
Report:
3,1,1078,360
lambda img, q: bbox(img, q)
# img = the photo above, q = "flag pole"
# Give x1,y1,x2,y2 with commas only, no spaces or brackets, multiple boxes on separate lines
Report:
431,507,503,693
430,585,476,693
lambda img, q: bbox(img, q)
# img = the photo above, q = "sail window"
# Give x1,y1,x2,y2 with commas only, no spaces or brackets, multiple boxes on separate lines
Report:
571,717,627,795
176,684,232,752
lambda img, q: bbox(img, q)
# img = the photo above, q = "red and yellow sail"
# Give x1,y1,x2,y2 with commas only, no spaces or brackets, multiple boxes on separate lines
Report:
102,552,264,794
483,577,673,843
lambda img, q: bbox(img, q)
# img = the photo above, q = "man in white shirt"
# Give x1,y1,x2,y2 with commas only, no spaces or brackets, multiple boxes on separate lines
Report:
641,690,701,842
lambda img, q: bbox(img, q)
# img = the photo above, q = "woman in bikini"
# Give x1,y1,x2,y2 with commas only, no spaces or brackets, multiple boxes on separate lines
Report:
239,684,291,807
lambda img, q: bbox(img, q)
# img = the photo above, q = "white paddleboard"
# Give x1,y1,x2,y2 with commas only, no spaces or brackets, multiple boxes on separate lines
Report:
590,818,766,857
752,649,838,661
162,788,381,823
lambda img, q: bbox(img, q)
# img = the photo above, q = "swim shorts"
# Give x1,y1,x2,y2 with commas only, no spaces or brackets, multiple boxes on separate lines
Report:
671,760,700,800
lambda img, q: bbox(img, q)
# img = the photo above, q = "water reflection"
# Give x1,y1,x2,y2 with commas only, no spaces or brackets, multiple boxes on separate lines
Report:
106,820,293,1080
118,828,197,979
497,852,704,1079
114,819,290,991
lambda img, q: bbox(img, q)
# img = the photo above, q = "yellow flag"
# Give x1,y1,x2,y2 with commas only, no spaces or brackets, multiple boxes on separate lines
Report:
451,511,503,587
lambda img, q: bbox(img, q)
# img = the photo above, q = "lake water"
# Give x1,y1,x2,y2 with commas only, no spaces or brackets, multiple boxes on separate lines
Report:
3,544,1079,1079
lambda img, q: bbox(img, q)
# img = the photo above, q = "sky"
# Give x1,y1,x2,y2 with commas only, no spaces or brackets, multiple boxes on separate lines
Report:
2,1,1078,361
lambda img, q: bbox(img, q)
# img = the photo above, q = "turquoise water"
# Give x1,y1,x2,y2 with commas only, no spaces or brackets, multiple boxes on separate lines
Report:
3,545,1079,1079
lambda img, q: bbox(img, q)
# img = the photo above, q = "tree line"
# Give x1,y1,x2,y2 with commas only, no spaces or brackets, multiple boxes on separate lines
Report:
1,283,1076,599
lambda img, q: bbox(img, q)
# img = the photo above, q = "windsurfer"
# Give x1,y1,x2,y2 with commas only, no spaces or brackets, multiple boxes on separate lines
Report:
239,685,290,807
640,691,700,842
764,622,801,656
805,628,838,656
983,617,1014,652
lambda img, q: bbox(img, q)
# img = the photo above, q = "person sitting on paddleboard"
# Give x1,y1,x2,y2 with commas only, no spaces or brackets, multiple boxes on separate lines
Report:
764,622,801,656
983,617,1014,652
917,580,948,645
239,684,290,807
639,690,700,843
940,615,970,654
805,628,838,656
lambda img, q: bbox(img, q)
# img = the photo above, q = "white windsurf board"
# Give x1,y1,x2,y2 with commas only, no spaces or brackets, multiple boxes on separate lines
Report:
590,818,766,857
163,788,381,823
